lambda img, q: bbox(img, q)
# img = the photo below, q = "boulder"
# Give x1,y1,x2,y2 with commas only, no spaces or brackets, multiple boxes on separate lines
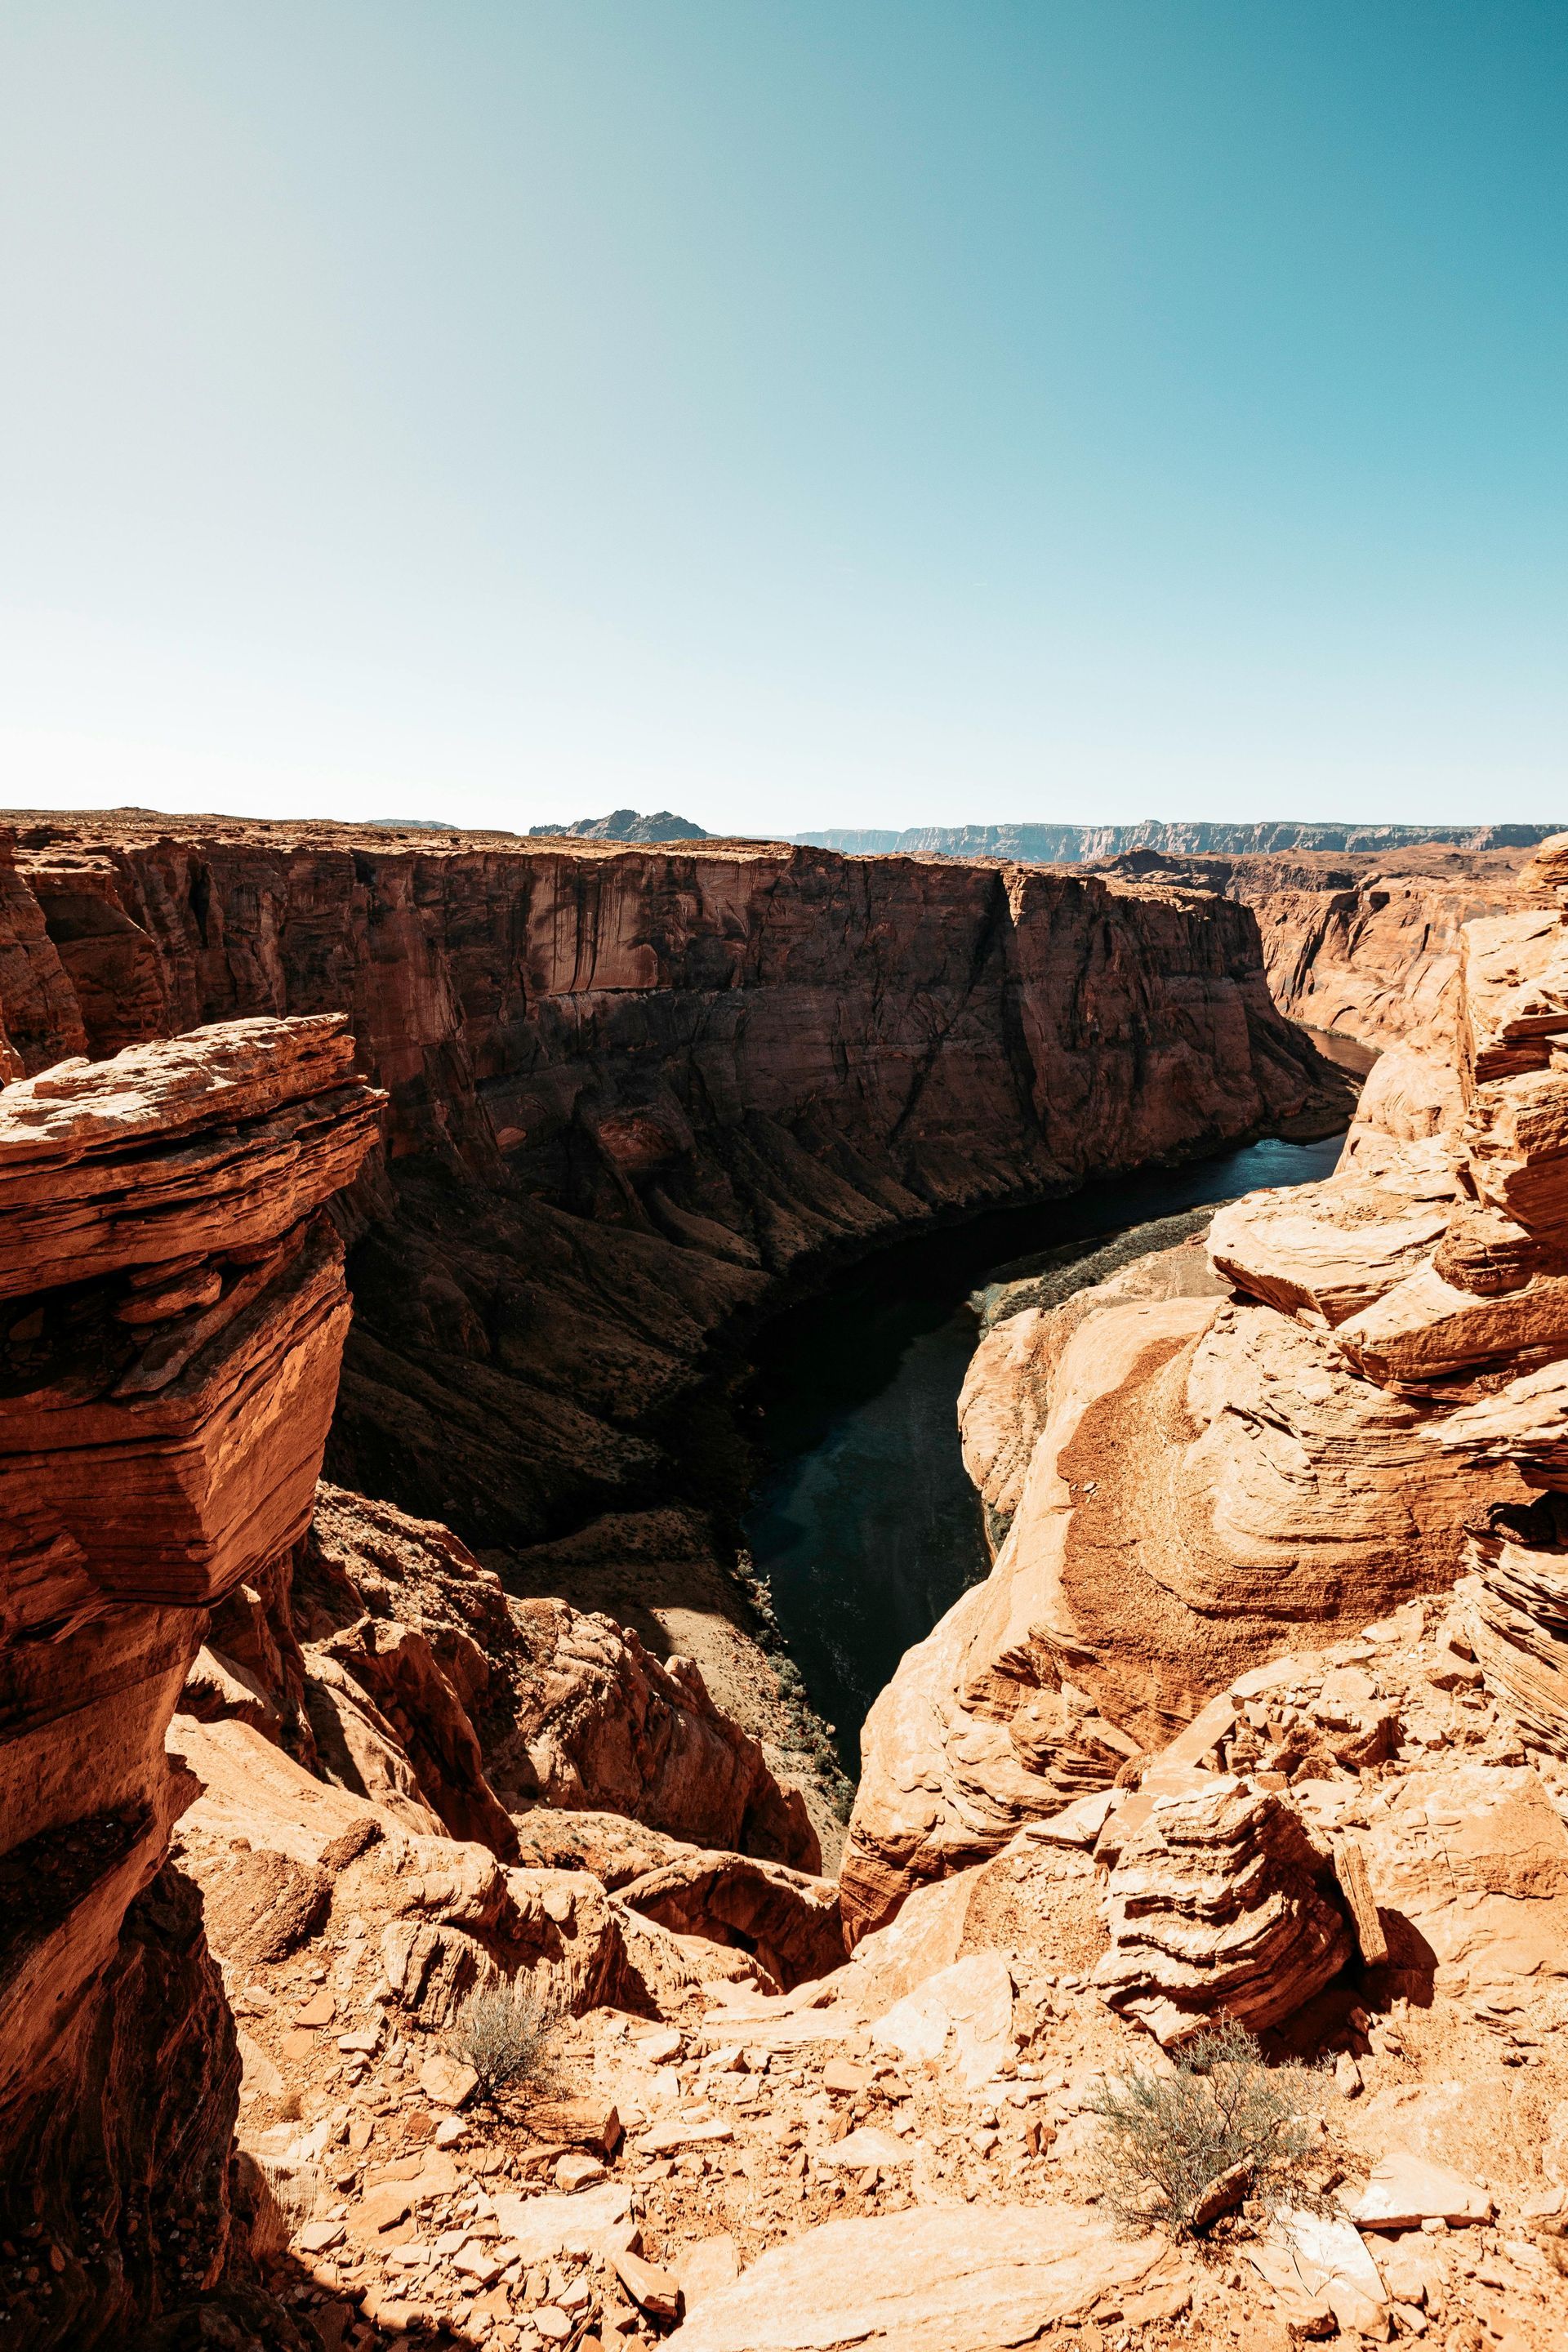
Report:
868,1952,1014,2089
1357,1762,1568,1987
490,2182,635,2263
666,2203,1172,2351
1093,1778,1352,2043
616,1851,845,1990
1352,2150,1493,2229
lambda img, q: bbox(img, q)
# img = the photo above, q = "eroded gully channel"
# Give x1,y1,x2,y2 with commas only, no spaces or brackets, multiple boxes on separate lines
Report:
742,1132,1345,1780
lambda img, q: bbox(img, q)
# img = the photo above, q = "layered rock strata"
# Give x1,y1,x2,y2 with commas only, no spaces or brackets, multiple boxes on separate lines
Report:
1092,1776,1352,2042
844,835,1568,1940
1080,840,1548,1057
0,1017,382,2347
0,812,1347,1548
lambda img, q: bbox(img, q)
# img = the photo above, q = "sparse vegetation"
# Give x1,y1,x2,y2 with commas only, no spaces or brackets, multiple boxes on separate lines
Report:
452,1977,543,2097
1086,2019,1330,2240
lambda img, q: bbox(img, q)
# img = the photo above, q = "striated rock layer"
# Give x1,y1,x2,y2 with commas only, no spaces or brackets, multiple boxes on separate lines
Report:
1090,842,1546,1058
0,1016,382,2347
844,834,1568,1940
0,809,1351,1826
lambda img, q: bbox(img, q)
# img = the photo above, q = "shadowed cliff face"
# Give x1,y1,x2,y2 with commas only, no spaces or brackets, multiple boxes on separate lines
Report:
0,817,1352,1587
1089,844,1544,1058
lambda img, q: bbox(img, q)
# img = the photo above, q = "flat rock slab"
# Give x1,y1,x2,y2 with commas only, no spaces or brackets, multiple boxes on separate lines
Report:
667,2203,1169,2351
675,2234,742,2309
491,2183,635,2264
1243,2205,1388,2332
1028,1789,1117,1848
814,2127,914,2172
637,2117,736,2154
695,2014,864,2055
1353,2149,1494,2229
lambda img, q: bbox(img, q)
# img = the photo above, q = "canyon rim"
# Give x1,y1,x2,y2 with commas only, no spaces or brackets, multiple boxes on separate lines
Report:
1,813,1566,2352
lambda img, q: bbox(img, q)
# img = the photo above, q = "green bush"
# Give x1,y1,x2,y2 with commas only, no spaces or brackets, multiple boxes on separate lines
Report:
1086,2020,1327,2239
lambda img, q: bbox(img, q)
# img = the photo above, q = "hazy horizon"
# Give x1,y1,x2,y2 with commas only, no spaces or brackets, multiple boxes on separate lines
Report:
2,3,1563,835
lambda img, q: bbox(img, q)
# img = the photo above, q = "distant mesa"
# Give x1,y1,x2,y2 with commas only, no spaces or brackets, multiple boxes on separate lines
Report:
790,819,1566,861
528,807,710,843
363,817,461,831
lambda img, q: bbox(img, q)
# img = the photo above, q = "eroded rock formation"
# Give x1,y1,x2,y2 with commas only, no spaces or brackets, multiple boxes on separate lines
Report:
1092,1776,1352,2043
1090,841,1548,1058
0,808,1352,1837
844,833,1568,1940
186,1480,818,1872
0,1016,382,2346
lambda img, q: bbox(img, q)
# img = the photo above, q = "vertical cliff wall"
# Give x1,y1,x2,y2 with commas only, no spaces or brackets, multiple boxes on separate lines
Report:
0,1017,381,2347
841,833,1568,1942
0,816,1352,1575
1085,844,1543,1058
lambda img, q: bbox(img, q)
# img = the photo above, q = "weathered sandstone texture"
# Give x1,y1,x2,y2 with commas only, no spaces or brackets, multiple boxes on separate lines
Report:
186,1479,819,1871
0,811,1348,1540
1092,1776,1352,2042
0,808,1352,1839
214,1577,1568,2352
842,835,1568,1940
0,1016,381,2346
1092,842,1545,1056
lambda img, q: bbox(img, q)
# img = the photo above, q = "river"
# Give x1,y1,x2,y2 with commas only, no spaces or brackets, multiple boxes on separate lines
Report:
741,1133,1344,1776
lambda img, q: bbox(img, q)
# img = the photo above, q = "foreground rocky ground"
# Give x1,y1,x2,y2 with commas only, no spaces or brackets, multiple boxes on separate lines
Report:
180,1574,1568,2352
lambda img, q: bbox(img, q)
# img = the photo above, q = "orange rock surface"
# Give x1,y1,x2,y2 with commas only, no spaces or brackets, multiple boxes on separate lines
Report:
0,1017,381,2345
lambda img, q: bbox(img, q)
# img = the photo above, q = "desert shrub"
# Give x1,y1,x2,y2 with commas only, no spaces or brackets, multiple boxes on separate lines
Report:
1086,2019,1328,2240
452,1978,543,2096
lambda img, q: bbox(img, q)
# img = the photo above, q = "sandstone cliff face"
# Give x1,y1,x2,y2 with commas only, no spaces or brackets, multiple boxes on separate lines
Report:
1091,844,1544,1057
0,812,1350,1824
0,1017,381,2346
843,835,1568,1940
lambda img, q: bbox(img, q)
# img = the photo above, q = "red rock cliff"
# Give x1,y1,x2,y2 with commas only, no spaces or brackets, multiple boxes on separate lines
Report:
0,813,1351,1582
0,1015,381,2346
1091,844,1543,1057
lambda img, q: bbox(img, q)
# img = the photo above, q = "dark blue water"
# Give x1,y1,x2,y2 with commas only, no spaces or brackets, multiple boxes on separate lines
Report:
742,1134,1345,1775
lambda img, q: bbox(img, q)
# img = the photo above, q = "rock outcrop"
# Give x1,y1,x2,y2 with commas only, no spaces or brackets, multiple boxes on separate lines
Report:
185,1478,819,1871
0,1017,381,2347
1092,1776,1352,2043
845,833,1568,1941
666,2203,1172,2351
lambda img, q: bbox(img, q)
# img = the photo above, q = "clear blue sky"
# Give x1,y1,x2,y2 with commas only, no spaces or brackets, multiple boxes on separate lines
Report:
1,2,1563,834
